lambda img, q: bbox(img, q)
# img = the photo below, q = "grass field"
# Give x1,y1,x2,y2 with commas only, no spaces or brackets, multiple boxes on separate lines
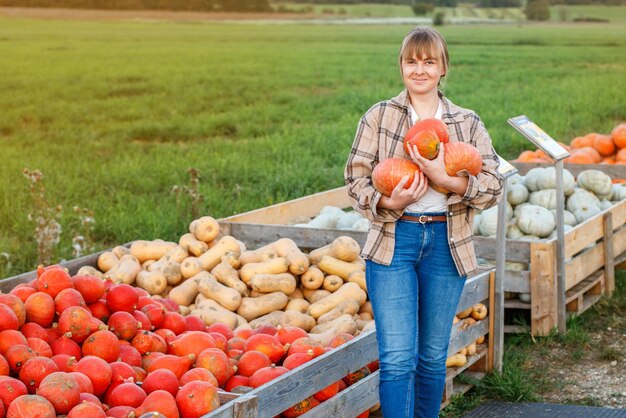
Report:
0,16,625,277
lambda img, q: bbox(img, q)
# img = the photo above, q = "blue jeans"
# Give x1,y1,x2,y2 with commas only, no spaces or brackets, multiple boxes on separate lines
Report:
366,213,466,418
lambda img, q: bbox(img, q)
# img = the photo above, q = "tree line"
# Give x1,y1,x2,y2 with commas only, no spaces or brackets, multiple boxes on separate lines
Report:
0,0,271,12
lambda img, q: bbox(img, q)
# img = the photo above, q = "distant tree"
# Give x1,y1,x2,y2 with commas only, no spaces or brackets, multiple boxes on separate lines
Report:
525,0,550,20
436,0,457,7
478,0,521,7
412,0,434,15
433,11,445,24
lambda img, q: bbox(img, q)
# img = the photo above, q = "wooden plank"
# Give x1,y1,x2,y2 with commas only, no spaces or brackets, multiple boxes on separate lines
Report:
207,330,378,418
221,222,366,251
456,268,491,315
530,241,557,336
604,213,615,297
448,319,489,356
504,300,531,310
488,271,495,373
512,162,626,178
564,242,604,290
441,371,486,409
609,199,626,230
474,236,531,263
504,325,528,334
614,226,626,264
502,270,531,293
564,207,611,260
299,372,379,418
232,396,258,418
221,186,351,225
565,270,604,304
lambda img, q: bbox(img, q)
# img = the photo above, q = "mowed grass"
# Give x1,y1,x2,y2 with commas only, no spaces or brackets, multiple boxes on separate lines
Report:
0,17,625,277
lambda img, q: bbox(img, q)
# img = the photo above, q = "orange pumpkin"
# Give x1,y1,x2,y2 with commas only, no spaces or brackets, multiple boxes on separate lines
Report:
371,158,421,197
570,135,594,149
444,142,482,176
404,129,440,160
612,123,626,148
407,118,449,143
593,134,615,157
564,151,595,164
616,148,626,162
575,146,602,163
516,150,537,162
601,156,616,165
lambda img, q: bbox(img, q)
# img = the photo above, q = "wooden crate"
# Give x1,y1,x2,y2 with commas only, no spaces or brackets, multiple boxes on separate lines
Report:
204,266,495,418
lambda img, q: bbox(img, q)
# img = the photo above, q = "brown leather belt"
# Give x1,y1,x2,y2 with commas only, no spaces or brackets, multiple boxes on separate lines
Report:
400,214,447,224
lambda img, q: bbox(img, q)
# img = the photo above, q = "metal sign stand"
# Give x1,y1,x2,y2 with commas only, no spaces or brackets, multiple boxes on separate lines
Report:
507,115,570,333
494,155,518,372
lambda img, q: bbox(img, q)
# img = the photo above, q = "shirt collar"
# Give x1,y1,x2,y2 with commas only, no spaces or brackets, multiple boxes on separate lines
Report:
391,89,466,124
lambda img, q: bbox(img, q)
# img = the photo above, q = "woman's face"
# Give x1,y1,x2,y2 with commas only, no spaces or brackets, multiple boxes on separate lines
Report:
401,53,445,97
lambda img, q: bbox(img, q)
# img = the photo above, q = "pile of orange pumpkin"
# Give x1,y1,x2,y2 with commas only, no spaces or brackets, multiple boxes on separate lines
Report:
514,122,626,166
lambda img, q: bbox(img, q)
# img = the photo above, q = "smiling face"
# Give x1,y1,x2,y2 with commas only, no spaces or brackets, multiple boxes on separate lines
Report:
398,27,449,97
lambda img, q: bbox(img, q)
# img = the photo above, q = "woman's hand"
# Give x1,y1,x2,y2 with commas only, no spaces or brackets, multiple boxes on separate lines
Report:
409,143,470,196
377,170,428,210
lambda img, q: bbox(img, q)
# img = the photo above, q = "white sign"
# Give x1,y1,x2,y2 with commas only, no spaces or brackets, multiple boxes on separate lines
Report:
508,115,570,161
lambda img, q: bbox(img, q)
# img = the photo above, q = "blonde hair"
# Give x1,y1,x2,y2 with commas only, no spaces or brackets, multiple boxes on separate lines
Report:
399,26,449,85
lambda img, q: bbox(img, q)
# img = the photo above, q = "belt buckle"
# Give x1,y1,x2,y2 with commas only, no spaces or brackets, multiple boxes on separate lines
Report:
418,215,431,224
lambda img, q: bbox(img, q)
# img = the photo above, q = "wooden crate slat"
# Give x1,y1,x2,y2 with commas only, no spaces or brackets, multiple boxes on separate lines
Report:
530,241,557,336
448,319,489,356
565,270,604,303
504,325,528,333
474,236,531,263
504,300,531,309
299,372,380,418
614,225,626,260
502,269,531,293
456,268,491,315
564,242,605,290
221,186,351,225
610,200,626,231
564,213,606,259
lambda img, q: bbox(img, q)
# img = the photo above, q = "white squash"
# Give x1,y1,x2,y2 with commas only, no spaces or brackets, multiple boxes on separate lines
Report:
573,205,602,224
507,173,525,187
507,184,529,206
550,209,577,227
516,205,555,238
566,188,601,213
473,213,482,235
612,183,626,201
577,170,612,198
599,199,613,211
536,167,575,195
548,224,573,239
514,202,532,219
524,167,545,192
336,211,362,230
506,223,524,239
519,293,531,303
529,189,557,210
352,218,370,232
479,206,499,237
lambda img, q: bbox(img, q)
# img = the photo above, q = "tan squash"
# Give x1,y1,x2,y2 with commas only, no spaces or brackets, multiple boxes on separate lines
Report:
148,258,183,286
181,257,203,279
269,238,310,275
192,298,238,329
302,288,332,304
457,306,473,319
249,273,297,294
106,254,141,284
346,270,366,291
285,298,310,314
161,245,188,263
300,266,324,290
211,259,248,296
130,240,177,263
308,236,361,264
168,272,208,306
309,315,358,346
471,303,488,320
317,255,365,280
178,305,192,316
135,270,168,295
239,257,289,284
288,288,305,300
239,247,277,265
236,292,289,322
142,259,156,270
308,283,367,319
111,245,130,259
190,216,220,243
446,353,467,368
279,310,316,332
198,235,241,271
97,251,119,272
179,233,209,257
359,312,373,321
198,275,242,311
76,266,105,279
249,311,285,329
316,299,360,325
222,252,242,270
475,335,485,345
358,301,373,317
466,343,477,356
322,275,344,292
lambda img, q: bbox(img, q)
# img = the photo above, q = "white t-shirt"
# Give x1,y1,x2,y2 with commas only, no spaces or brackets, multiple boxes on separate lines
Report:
405,101,448,213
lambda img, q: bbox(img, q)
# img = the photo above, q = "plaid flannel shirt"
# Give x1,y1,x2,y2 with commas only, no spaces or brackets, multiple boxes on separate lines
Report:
344,89,502,276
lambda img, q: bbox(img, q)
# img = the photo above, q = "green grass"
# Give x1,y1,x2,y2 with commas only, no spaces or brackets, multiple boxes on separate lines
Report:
0,17,625,276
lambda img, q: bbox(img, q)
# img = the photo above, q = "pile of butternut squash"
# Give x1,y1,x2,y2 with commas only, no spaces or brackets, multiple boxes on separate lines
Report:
446,303,488,368
85,217,374,345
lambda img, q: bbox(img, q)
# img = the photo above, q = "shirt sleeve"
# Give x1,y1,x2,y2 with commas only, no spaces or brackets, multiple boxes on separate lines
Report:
448,115,503,210
344,106,403,223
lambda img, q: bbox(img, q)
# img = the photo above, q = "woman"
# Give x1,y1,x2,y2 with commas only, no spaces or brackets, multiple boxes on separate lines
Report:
344,26,502,418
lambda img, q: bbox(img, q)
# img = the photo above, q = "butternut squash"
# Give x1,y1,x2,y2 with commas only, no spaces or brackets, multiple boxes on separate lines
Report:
222,252,242,270
181,257,203,279
98,251,119,272
347,270,367,291
285,298,310,314
211,259,248,296
466,343,477,356
249,311,285,329
475,335,485,345
142,259,156,270
316,255,365,281
316,299,360,325
198,275,242,311
322,275,344,292
446,353,467,368
308,236,361,264
179,305,192,316
471,303,488,320
279,310,316,332
106,254,141,285
300,266,324,290
198,236,241,271
302,288,331,304
270,238,309,275
309,315,357,345
192,298,238,329
135,270,168,295
239,247,277,265
111,245,130,259
236,292,289,322
457,306,473,319
287,288,304,300
168,271,207,306
76,265,105,279
190,216,220,243
179,233,209,257
239,257,289,284
358,301,373,317
162,245,188,263
359,312,373,321
148,258,183,286
130,240,177,263
249,273,296,294
308,283,367,319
